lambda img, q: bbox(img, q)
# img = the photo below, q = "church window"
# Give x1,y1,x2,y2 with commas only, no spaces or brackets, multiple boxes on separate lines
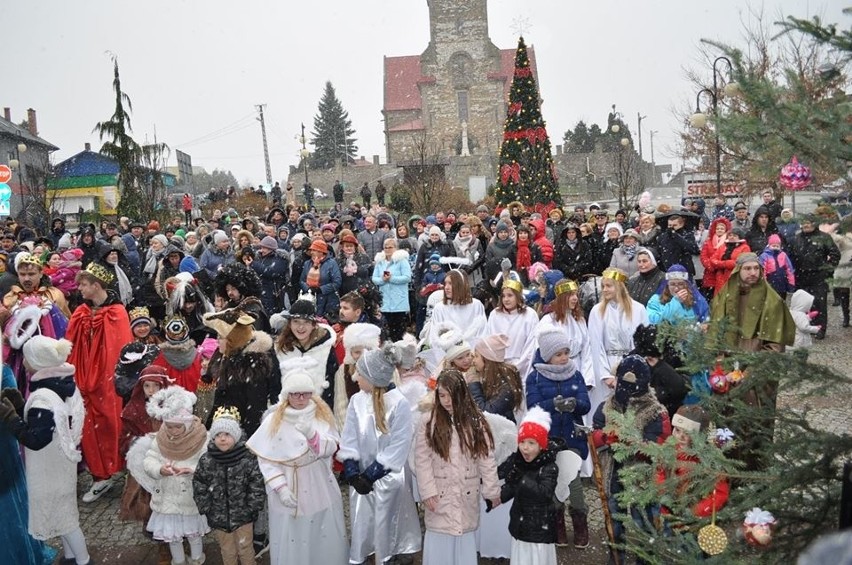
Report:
457,91,469,123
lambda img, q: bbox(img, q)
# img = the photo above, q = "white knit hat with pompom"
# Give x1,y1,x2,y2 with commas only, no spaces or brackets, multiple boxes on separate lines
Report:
24,336,73,375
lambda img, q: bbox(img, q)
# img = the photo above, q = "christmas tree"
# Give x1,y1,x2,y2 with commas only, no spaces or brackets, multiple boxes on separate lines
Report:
599,320,852,563
495,36,561,209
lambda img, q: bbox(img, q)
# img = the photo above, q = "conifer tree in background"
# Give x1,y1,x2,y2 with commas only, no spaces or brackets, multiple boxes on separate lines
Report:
309,81,358,170
495,36,561,209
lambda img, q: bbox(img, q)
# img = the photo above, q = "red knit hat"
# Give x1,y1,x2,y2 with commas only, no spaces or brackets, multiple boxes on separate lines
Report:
518,406,551,449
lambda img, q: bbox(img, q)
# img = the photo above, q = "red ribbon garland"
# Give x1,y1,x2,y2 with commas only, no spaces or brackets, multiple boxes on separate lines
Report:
509,102,523,116
502,126,548,144
514,67,532,78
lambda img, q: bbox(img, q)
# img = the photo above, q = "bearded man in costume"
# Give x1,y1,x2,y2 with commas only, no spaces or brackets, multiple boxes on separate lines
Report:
0,252,72,395
710,252,794,470
66,263,133,502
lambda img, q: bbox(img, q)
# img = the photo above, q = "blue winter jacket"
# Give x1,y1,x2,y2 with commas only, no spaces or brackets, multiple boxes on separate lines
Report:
300,255,342,318
646,290,709,324
525,350,591,458
121,233,141,276
372,250,412,313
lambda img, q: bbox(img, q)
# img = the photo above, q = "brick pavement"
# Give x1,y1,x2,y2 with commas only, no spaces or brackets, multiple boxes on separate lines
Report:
55,307,852,564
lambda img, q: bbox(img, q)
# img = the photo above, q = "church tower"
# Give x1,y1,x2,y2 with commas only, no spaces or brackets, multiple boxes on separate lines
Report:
419,0,504,156
382,0,533,163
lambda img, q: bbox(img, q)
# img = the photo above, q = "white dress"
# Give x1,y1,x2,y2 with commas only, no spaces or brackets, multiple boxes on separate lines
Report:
511,538,557,565
428,300,487,349
586,300,648,419
246,402,348,565
24,381,85,540
485,307,540,367
338,388,422,563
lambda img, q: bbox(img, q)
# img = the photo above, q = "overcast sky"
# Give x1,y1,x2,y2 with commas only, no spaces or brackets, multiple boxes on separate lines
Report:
2,0,846,187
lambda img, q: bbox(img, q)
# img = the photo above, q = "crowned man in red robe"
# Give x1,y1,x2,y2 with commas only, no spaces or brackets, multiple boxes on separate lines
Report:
66,263,133,502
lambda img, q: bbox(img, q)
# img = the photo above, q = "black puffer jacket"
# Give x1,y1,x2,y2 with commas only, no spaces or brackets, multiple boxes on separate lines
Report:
787,228,841,287
657,227,700,277
500,446,560,544
192,441,266,533
554,231,594,280
206,331,277,437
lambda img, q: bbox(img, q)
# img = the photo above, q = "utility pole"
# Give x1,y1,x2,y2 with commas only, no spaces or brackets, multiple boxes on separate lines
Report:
300,123,309,187
256,104,273,187
650,130,658,185
637,113,646,161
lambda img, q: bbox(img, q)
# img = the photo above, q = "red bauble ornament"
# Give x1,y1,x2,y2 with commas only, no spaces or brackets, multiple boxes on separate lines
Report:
709,363,729,394
779,155,812,191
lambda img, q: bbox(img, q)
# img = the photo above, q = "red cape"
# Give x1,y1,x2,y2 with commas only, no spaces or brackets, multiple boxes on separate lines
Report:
66,301,132,479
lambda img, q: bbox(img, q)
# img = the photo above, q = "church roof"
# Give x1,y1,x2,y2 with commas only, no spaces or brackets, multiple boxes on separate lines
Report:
383,47,537,114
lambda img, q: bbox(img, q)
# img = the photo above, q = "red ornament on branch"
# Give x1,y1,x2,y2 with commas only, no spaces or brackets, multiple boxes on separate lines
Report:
779,155,812,191
509,102,523,116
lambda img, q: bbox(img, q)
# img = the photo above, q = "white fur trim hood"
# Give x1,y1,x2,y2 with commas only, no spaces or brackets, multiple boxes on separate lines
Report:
374,249,410,265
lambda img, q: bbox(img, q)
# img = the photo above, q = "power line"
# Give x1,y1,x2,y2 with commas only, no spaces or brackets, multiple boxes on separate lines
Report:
174,112,256,148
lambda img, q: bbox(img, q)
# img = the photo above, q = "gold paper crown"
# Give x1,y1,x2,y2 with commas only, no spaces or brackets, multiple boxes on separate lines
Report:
502,278,523,294
554,280,579,296
128,306,151,322
602,268,628,284
16,252,43,269
212,405,241,422
82,263,115,286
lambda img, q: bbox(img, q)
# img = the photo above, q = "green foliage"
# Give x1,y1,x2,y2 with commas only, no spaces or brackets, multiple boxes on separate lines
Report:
310,82,358,170
388,183,412,215
496,36,561,208
194,168,240,191
605,320,852,563
93,56,144,218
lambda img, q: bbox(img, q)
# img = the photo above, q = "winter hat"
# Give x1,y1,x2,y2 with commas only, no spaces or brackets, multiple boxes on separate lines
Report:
23,336,72,375
672,405,710,434
475,334,509,363
115,342,161,380
518,406,551,449
395,334,419,370
343,322,381,354
665,264,689,281
495,221,510,234
212,230,229,245
636,247,657,266
631,324,661,358
179,256,199,274
147,386,196,427
57,232,72,250
340,233,358,246
614,354,652,407
284,292,318,321
735,252,760,267
280,357,324,398
139,365,170,380
151,234,169,248
620,228,640,241
163,316,190,345
428,225,443,236
433,323,470,363
209,406,243,441
537,327,572,363
260,236,278,250
428,253,441,267
308,239,328,255
321,223,336,233
767,234,781,246
129,306,153,329
356,343,403,388
197,337,218,360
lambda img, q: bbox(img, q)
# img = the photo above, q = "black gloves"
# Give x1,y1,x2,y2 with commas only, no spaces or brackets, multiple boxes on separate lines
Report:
1,388,24,416
342,459,361,482
553,395,577,413
485,499,494,512
350,474,374,495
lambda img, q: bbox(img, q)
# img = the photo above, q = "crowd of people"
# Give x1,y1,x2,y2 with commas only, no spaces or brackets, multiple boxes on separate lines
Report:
0,186,846,565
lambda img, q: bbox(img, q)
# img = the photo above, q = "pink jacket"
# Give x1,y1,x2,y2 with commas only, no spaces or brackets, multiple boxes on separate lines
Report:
414,412,500,536
49,262,82,296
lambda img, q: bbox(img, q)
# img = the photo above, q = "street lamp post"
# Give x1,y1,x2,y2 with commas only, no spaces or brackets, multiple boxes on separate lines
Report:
689,56,739,196
637,113,646,161
8,142,27,214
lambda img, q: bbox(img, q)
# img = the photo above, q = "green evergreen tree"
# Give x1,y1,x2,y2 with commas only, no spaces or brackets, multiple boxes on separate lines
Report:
309,82,358,170
495,37,561,208
600,320,852,563
93,55,144,218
